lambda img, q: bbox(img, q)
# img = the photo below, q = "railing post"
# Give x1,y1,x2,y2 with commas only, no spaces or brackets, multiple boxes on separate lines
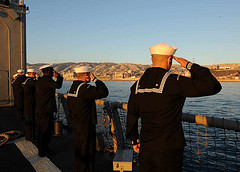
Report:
57,93,71,127
105,101,125,151
110,118,118,153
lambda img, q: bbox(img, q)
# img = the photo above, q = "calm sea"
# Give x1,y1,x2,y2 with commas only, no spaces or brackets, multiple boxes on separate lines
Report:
58,81,240,120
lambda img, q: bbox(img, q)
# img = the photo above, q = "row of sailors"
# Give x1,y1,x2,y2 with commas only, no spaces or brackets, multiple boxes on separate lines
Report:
11,65,64,157
11,64,108,172
11,42,222,172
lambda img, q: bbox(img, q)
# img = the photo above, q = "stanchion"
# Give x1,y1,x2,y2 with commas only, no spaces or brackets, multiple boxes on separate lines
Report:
53,121,62,136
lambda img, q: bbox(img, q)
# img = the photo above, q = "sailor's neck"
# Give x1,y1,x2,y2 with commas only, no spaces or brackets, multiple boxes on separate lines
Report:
152,64,168,70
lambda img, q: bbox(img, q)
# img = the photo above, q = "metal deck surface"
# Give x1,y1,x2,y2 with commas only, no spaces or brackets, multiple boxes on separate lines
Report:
0,107,114,172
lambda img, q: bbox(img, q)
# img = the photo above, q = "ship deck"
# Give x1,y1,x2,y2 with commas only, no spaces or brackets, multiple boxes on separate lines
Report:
0,107,115,172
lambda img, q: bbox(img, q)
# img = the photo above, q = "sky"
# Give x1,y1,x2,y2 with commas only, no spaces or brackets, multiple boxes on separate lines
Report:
25,0,240,65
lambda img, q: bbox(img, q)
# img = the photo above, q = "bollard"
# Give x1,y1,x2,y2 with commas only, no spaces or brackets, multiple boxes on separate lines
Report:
53,121,62,136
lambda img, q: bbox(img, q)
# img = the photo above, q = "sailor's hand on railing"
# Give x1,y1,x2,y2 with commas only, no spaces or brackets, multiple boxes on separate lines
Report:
133,143,140,153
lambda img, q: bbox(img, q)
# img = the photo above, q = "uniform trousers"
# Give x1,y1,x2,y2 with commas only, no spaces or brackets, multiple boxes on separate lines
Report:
73,125,96,172
14,95,24,120
14,106,23,120
139,148,184,172
37,112,54,155
24,108,35,141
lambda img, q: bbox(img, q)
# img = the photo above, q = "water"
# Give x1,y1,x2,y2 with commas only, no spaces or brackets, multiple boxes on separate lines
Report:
59,81,240,171
58,81,240,120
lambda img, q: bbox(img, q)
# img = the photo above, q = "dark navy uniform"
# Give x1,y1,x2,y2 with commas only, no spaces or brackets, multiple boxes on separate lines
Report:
22,77,37,141
36,75,63,156
11,74,26,120
67,79,108,172
126,63,222,172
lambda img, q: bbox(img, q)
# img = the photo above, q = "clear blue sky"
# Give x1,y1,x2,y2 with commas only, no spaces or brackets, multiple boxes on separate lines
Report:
25,0,240,65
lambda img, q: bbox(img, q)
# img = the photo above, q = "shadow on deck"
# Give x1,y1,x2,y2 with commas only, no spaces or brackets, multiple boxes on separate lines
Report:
0,107,114,172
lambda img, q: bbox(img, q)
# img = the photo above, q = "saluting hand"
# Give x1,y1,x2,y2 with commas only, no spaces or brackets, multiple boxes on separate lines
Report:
54,71,60,78
133,143,140,153
89,73,96,81
35,73,39,78
173,56,190,68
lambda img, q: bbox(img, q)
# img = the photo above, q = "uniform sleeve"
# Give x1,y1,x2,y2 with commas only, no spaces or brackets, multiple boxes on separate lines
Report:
48,76,63,89
11,78,16,85
67,99,73,120
126,84,140,142
168,63,222,97
85,80,109,99
30,79,37,86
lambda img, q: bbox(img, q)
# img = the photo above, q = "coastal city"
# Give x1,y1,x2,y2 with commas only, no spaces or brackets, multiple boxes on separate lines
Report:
1,1,240,172
27,62,240,81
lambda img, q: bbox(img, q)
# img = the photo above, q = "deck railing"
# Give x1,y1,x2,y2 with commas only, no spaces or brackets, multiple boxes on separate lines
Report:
56,93,240,171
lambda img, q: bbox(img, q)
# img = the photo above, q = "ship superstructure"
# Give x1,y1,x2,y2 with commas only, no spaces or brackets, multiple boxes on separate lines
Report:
0,0,28,105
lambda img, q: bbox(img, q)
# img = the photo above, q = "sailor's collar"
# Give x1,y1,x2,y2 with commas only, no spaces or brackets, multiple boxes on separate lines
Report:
146,67,168,72
42,75,52,78
135,67,171,94
73,80,85,84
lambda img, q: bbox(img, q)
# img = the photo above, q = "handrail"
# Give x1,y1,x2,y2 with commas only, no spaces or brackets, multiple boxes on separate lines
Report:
55,92,240,171
182,113,240,132
56,92,240,132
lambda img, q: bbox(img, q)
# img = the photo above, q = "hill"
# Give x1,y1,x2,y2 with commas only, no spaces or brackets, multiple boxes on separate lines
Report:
27,62,240,80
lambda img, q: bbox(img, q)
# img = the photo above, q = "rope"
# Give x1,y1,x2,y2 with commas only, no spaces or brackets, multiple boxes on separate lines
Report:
0,130,22,146
0,134,9,147
195,115,208,126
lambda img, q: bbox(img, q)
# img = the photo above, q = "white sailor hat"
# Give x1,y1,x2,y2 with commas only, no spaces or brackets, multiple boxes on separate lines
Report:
74,66,91,73
17,69,24,73
39,64,54,70
13,73,18,78
27,68,36,73
149,43,178,55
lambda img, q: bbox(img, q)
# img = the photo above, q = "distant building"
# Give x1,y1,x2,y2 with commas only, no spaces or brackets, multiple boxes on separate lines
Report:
114,72,124,78
219,66,231,70
62,71,75,80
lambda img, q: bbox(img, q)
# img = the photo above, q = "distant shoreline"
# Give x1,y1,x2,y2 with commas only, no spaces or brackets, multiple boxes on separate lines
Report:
64,79,240,82
218,79,240,82
64,78,139,82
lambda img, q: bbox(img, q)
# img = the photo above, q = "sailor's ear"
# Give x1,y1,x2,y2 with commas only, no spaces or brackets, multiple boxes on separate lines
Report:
167,56,173,66
167,55,171,62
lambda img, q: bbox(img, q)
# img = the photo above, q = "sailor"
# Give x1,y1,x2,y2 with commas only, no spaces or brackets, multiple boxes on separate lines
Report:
35,64,63,157
67,66,108,172
12,73,18,79
126,43,222,172
22,69,38,141
11,69,26,120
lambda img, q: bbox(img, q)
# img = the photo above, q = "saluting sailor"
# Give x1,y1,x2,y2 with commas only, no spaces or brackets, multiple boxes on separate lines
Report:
67,66,108,172
35,64,63,157
11,69,26,120
126,43,222,172
22,68,38,141
12,73,18,79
